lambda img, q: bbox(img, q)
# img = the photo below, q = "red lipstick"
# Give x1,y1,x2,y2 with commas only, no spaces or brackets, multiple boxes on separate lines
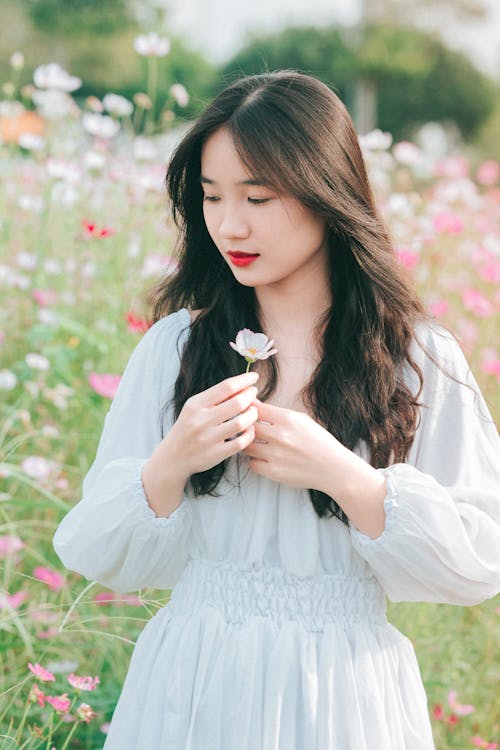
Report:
227,251,260,267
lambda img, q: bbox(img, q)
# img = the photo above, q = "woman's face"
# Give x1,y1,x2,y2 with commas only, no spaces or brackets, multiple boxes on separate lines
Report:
200,127,329,294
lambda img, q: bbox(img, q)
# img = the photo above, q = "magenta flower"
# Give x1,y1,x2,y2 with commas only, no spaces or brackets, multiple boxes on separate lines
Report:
28,663,55,682
67,674,100,691
88,373,121,399
33,566,65,591
46,693,71,713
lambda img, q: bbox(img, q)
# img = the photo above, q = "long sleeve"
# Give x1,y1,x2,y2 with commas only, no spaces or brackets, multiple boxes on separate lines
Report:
53,311,193,594
350,322,500,605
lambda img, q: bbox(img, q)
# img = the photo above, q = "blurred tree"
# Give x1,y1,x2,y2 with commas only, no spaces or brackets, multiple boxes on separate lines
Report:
220,24,496,142
22,0,134,36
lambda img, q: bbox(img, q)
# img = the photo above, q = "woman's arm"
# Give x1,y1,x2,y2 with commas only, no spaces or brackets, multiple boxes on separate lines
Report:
52,311,194,593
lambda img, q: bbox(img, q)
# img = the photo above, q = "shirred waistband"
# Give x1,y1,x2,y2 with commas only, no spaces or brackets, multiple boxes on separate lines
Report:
167,557,387,632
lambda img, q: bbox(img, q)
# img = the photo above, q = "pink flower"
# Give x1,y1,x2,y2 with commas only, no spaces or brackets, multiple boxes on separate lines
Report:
93,591,116,605
88,373,121,399
395,248,419,268
33,566,65,591
462,288,493,318
28,683,46,707
433,212,464,234
447,690,475,716
46,693,71,713
471,736,498,749
434,156,469,179
0,590,28,610
481,350,500,377
478,260,500,284
67,674,100,691
476,160,499,186
429,300,449,317
76,702,97,723
0,534,25,557
33,288,59,307
28,663,55,682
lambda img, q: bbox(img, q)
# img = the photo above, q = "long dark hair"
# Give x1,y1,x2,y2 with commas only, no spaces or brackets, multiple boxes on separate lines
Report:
147,70,445,523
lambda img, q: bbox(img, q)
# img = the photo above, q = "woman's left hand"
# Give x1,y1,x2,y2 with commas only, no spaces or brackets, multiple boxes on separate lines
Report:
241,398,351,493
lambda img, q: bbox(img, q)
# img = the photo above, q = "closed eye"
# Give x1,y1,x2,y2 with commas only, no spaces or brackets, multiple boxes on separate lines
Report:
248,198,271,205
203,195,220,202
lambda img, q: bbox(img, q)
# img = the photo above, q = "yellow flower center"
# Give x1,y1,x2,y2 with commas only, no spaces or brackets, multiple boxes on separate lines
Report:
248,347,257,355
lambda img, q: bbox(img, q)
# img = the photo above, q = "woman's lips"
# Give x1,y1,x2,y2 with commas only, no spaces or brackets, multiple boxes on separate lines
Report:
227,251,260,267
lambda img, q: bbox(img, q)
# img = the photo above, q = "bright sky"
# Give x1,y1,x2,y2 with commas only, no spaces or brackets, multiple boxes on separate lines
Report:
166,0,500,79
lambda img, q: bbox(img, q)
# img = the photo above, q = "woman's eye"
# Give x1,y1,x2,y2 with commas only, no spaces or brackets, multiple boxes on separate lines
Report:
248,197,270,205
203,195,219,202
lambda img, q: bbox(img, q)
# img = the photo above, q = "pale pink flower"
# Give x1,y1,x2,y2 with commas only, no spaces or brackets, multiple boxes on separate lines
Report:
21,456,52,479
0,590,28,610
36,627,58,640
33,566,65,591
462,288,493,318
434,156,469,179
46,693,71,713
28,662,55,682
393,141,422,166
170,83,189,107
230,329,278,366
481,350,500,376
0,535,25,557
25,353,50,370
82,113,120,139
88,373,121,399
478,259,500,284
471,736,498,749
429,300,449,317
67,674,100,691
134,33,170,57
433,212,464,234
447,690,475,715
476,160,499,186
76,702,97,723
103,93,133,117
33,288,59,307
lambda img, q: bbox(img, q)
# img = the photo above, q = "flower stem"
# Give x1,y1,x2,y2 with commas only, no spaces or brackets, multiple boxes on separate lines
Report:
245,361,252,373
60,719,80,750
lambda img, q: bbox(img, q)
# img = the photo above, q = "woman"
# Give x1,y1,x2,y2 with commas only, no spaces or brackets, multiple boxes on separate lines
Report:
53,71,500,749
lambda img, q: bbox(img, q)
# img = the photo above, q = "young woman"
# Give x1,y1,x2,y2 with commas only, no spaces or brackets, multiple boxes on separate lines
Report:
53,71,500,749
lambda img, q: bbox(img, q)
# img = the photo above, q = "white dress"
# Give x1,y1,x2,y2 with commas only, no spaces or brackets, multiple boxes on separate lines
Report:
52,308,500,750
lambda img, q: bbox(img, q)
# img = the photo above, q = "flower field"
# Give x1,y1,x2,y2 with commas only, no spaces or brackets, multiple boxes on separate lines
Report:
0,58,499,749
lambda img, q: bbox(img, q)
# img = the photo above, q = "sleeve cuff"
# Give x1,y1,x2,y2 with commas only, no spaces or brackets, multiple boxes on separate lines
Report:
349,466,400,546
136,458,189,526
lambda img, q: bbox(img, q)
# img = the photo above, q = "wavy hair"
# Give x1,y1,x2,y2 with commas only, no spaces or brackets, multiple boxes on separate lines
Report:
148,70,446,523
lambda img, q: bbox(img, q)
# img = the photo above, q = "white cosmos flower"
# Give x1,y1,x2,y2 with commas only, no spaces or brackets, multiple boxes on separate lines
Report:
103,93,133,117
358,128,393,152
33,63,81,92
32,89,75,119
170,83,189,107
230,329,278,366
82,112,120,139
25,353,50,371
134,32,170,57
0,370,17,391
21,456,53,479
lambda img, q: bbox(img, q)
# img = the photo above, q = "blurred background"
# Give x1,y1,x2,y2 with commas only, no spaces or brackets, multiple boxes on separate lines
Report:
1,0,499,152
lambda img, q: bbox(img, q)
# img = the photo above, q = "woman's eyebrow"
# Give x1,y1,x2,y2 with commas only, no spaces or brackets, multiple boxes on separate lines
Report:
199,175,267,186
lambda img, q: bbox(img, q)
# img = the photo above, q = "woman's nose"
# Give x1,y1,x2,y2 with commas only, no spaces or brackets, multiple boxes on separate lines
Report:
218,208,250,239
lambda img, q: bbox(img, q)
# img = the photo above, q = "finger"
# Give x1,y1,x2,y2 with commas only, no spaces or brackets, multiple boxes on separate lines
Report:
219,423,256,460
204,372,259,407
254,399,282,424
216,405,259,442
241,441,268,460
254,420,273,441
213,385,259,424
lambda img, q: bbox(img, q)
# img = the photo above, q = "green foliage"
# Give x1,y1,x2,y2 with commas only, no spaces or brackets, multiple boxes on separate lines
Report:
23,0,134,36
220,23,496,142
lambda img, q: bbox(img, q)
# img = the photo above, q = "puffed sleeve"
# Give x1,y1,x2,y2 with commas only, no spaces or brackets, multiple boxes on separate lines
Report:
52,310,193,594
350,322,500,605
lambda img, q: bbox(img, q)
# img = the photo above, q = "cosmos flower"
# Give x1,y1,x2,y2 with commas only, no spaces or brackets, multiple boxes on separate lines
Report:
230,329,277,372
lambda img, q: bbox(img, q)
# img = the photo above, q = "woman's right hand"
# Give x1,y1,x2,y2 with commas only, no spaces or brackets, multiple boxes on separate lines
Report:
149,371,260,485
